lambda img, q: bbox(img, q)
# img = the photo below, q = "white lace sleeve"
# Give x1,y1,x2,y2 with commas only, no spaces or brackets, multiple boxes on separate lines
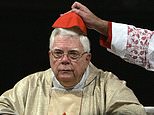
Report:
108,22,154,71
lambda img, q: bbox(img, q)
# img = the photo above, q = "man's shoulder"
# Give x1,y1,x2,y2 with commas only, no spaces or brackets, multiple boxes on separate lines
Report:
0,68,53,107
22,68,52,85
89,63,125,86
88,62,122,84
89,62,119,80
13,68,53,90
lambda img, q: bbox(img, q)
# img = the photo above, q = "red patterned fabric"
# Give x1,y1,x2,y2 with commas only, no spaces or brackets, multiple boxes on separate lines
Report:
125,26,153,68
99,22,154,70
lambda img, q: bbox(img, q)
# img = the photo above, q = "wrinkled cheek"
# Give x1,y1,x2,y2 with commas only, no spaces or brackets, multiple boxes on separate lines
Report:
50,59,58,67
52,67,58,77
50,61,59,74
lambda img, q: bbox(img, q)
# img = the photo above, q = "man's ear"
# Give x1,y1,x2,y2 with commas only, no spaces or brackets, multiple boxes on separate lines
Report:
48,51,52,58
48,50,51,55
86,53,91,62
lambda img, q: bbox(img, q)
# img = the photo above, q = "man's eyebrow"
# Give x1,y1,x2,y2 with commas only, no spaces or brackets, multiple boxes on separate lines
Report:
69,48,80,51
52,47,62,50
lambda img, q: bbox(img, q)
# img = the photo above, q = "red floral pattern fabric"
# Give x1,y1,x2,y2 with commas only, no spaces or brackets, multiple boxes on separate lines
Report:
125,26,153,69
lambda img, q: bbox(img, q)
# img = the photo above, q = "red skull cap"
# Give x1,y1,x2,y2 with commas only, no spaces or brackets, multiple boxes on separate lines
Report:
52,11,87,35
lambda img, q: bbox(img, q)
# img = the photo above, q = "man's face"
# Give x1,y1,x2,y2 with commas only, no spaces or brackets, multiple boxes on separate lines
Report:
49,35,91,89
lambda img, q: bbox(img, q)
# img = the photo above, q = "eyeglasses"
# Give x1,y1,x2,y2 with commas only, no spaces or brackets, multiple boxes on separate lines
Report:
50,49,87,61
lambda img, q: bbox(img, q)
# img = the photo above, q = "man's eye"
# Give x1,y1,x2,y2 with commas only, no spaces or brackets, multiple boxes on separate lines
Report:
53,50,64,57
55,51,63,54
54,49,63,53
69,51,80,58
70,52,78,56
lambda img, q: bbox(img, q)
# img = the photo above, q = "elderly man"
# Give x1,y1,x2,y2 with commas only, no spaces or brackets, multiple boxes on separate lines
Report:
0,12,146,115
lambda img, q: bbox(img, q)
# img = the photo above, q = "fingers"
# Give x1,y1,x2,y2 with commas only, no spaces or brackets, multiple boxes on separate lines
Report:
60,1,85,17
71,2,82,15
60,1,83,17
71,2,81,10
60,10,72,16
71,2,90,18
71,2,87,13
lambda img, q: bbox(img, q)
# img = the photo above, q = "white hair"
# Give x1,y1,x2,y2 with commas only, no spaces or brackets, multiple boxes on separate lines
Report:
49,27,91,52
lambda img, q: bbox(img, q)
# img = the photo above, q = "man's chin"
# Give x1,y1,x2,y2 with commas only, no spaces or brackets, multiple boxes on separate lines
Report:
58,71,74,80
58,75,73,81
59,77,76,89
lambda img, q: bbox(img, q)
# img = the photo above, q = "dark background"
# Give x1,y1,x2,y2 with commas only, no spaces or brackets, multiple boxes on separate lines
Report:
0,0,154,106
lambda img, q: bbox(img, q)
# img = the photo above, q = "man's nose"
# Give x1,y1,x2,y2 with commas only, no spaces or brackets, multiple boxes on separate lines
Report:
61,54,71,64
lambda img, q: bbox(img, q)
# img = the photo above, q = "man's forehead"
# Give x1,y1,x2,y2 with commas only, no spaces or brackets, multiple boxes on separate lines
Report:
52,47,80,51
52,37,84,50
55,34,80,39
54,35,80,43
54,36,80,43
